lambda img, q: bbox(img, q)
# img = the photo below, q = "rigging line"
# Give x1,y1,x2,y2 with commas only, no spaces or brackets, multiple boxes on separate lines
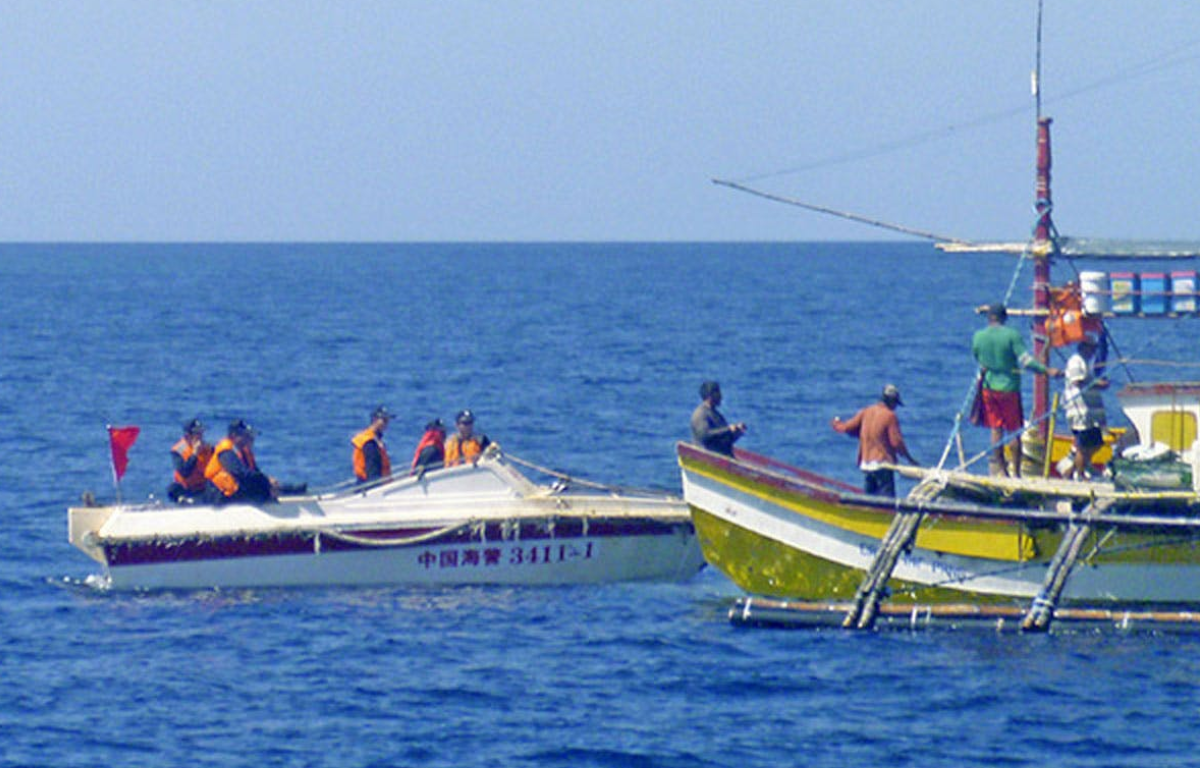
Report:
937,217,1042,472
914,530,1200,594
730,37,1200,185
711,178,968,243
1049,41,1200,108
1116,358,1200,369
730,103,1029,184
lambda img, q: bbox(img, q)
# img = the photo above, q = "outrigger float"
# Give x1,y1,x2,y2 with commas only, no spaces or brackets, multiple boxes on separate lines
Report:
70,448,704,591
684,4,1200,632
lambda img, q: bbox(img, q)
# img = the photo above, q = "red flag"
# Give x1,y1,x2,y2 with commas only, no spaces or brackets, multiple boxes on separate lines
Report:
107,425,140,481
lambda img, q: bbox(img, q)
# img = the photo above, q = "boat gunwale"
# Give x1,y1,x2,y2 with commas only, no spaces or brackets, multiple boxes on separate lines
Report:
87,510,694,550
677,441,1200,531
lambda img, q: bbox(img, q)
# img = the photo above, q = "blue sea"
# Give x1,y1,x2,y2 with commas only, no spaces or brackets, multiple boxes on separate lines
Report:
3,242,1199,768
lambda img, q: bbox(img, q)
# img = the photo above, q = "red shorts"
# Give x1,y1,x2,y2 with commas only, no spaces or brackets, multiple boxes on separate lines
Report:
981,388,1023,431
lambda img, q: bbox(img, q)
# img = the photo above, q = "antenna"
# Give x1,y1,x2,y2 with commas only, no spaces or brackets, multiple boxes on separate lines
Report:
1034,0,1045,118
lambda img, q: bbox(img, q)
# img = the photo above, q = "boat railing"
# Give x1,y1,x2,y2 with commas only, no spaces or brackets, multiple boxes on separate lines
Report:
680,441,1200,529
307,443,520,499
305,446,675,503
502,451,678,500
677,441,859,500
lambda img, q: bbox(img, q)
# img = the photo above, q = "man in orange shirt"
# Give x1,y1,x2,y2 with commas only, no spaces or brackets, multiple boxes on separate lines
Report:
831,384,919,497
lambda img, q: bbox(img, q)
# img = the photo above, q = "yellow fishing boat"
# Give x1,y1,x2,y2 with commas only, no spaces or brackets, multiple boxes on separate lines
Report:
682,3,1200,630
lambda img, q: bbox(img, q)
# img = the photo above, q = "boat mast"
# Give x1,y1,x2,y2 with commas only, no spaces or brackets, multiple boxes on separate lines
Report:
1031,0,1053,435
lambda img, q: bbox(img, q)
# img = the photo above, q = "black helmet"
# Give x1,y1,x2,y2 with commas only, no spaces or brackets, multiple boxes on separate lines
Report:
228,419,256,438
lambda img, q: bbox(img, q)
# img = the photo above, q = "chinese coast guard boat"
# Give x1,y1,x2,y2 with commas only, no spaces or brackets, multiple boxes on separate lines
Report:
684,4,1200,630
70,449,703,591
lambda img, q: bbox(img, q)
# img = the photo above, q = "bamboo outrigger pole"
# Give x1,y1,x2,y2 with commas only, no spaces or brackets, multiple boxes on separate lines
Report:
1021,498,1115,632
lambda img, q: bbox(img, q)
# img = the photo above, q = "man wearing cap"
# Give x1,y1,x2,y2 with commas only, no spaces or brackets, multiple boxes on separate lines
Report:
831,384,919,497
351,406,394,483
167,418,213,503
1063,336,1109,480
971,303,1060,477
444,410,491,466
691,381,747,457
205,419,275,503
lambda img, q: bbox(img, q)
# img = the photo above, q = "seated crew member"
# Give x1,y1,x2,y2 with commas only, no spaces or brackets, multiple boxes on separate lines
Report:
444,410,491,466
167,418,213,503
351,405,394,484
205,419,276,504
411,418,446,474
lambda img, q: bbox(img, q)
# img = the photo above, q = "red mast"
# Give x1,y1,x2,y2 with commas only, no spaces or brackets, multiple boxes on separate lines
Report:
1031,116,1054,435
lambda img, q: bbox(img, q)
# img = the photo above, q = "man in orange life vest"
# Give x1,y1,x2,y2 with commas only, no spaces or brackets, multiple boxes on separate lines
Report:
351,406,394,484
444,409,491,466
411,418,446,474
205,419,275,504
167,418,213,503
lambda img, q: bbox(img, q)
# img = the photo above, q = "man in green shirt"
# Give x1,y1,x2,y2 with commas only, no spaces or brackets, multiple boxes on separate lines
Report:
971,304,1060,476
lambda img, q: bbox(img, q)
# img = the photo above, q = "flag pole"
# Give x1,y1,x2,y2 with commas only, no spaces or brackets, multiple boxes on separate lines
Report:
106,424,140,506
107,425,123,505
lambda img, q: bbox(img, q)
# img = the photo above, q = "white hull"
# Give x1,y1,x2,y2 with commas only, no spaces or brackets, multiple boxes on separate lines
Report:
96,531,699,591
71,453,704,591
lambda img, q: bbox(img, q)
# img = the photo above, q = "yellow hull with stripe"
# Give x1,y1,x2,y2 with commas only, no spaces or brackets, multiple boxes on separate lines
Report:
678,442,1200,606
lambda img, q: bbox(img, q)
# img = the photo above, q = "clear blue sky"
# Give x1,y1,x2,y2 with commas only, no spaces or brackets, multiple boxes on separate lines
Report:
3,1,1198,242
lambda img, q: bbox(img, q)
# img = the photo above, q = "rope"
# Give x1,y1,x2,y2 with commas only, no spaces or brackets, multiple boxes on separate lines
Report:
1113,358,1200,369
501,452,674,499
935,214,1043,473
318,521,470,548
897,526,1200,598
711,179,968,244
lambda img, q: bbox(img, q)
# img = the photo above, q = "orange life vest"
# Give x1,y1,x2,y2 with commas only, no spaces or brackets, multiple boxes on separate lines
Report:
172,437,214,493
351,427,391,481
205,437,257,497
411,429,446,468
444,434,486,466
1047,283,1103,348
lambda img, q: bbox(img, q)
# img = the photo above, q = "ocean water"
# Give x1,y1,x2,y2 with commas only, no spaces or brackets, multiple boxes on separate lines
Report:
2,242,1199,767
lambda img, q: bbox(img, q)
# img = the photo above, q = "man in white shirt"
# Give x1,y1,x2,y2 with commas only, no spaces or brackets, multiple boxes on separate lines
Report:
1063,336,1109,479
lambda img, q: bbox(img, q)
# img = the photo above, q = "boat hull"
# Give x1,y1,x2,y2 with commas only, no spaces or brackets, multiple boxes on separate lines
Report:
678,442,1200,607
93,519,700,591
71,457,704,591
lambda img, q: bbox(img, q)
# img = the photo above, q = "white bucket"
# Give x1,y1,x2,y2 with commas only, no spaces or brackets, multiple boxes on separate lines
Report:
1172,271,1197,314
1191,439,1200,493
1080,270,1108,315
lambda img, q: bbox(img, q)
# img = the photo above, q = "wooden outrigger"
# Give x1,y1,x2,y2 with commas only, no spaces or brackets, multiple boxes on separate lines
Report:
729,597,1200,634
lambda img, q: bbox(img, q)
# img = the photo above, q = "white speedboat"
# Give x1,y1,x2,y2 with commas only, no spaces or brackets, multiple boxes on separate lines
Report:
69,449,703,591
